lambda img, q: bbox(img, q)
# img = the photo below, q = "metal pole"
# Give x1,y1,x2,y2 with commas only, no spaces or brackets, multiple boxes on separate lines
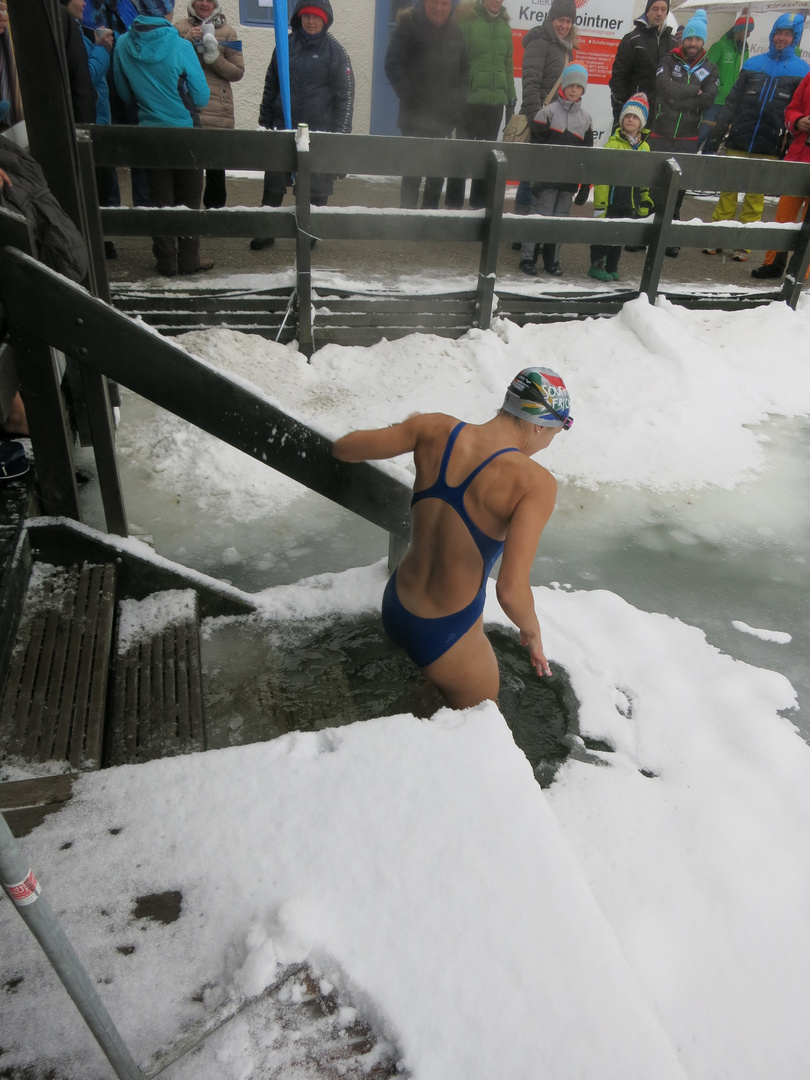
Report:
0,812,143,1080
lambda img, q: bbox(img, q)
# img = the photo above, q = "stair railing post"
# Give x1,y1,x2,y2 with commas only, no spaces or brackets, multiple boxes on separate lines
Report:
11,330,82,520
780,191,810,310
639,156,683,303
294,125,314,358
475,149,507,330
0,811,143,1080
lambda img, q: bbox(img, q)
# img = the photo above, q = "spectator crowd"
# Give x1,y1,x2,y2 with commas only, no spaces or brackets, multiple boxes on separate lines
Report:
1,0,809,285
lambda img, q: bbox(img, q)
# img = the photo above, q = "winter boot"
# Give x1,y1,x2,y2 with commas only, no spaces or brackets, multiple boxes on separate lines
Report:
588,259,612,282
751,253,787,280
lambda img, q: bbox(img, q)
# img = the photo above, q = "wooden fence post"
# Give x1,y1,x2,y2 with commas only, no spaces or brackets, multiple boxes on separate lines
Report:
74,130,111,306
475,150,507,330
639,158,683,303
294,126,314,359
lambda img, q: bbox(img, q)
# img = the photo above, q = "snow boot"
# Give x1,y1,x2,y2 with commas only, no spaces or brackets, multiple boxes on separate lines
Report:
519,259,538,276
751,253,787,280
588,260,612,282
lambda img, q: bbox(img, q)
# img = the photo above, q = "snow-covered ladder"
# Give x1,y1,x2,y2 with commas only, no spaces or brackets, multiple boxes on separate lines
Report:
0,564,116,770
107,590,205,767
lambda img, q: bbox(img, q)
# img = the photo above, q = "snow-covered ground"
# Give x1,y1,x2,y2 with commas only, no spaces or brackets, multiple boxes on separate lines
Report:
3,292,810,1079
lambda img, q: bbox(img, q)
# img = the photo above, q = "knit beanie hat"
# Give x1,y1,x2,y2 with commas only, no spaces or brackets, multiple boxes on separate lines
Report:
645,0,670,13
298,5,329,20
138,0,175,15
560,63,588,91
547,0,576,24
683,8,708,42
620,92,649,126
733,15,754,32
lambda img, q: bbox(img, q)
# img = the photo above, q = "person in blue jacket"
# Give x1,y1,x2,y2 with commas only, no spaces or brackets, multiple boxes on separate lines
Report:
703,12,809,261
83,1,151,212
114,0,211,276
250,0,354,251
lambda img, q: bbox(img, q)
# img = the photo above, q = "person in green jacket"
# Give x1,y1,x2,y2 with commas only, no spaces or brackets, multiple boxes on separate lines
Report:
446,0,516,209
698,15,753,152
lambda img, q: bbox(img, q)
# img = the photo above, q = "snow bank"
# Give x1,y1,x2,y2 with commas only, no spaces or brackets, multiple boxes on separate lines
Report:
2,572,808,1080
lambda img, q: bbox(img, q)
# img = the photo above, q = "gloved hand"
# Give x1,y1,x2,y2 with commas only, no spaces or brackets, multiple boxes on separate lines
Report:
505,100,516,121
703,128,726,154
637,192,654,217
202,29,219,63
574,183,590,206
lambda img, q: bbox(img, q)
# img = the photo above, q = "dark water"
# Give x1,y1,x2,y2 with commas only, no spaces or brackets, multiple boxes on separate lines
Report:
201,615,577,787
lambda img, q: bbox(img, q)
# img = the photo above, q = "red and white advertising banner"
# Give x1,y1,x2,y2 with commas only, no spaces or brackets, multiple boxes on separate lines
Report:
509,0,638,144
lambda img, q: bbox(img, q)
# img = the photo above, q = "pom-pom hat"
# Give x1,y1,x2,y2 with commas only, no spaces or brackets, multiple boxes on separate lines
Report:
502,368,573,429
620,92,649,126
683,8,708,42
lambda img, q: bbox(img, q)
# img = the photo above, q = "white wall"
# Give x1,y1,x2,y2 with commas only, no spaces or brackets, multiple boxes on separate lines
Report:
223,1,756,138
222,1,374,134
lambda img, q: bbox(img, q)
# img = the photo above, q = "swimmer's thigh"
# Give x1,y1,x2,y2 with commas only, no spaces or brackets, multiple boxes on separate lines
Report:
422,617,499,709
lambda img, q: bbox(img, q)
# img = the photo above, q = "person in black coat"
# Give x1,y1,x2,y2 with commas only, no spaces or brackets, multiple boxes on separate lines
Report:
384,0,469,210
609,0,673,128
250,0,354,250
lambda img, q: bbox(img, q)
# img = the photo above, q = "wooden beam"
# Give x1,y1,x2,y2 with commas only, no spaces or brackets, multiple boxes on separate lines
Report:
0,249,412,540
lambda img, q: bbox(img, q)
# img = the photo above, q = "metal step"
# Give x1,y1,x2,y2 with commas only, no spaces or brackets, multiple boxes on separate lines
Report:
0,563,116,770
107,589,205,767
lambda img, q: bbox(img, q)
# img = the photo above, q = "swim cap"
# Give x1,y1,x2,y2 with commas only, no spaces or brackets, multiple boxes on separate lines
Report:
502,367,572,428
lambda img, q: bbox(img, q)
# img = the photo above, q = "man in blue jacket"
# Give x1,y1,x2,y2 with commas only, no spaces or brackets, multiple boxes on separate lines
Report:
114,0,211,276
703,12,809,261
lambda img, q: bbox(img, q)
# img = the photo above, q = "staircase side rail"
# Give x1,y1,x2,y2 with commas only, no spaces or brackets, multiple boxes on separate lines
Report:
0,248,412,542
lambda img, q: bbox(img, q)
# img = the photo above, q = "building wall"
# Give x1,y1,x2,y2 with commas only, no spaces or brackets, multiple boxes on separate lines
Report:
222,1,748,139
222,1,374,134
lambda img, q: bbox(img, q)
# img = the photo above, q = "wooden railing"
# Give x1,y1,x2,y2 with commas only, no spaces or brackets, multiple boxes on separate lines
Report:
0,242,411,546
83,125,810,353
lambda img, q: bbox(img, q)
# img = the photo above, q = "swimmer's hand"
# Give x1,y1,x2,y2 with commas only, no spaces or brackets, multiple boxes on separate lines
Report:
520,629,552,677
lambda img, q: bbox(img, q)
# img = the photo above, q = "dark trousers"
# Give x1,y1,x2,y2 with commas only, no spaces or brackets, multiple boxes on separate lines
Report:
398,121,455,210
646,134,698,219
446,103,505,209
203,169,227,209
146,167,204,274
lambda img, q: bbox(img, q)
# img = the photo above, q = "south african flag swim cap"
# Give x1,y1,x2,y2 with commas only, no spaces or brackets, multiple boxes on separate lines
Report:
502,367,571,427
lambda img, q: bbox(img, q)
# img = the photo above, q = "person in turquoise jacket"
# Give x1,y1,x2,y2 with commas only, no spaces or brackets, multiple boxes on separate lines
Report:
447,0,516,209
698,15,753,152
114,0,211,276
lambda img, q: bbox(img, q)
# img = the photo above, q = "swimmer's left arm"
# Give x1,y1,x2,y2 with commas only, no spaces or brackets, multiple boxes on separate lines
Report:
496,476,557,677
332,414,426,462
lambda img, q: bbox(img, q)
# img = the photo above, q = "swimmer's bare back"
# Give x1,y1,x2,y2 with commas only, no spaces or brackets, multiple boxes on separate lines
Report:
333,412,559,707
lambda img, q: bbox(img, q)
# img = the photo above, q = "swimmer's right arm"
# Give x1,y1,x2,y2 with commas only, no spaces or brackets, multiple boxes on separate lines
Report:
332,414,427,462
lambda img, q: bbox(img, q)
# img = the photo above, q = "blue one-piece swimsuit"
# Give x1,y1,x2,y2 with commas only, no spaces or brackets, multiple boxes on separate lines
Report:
381,422,519,669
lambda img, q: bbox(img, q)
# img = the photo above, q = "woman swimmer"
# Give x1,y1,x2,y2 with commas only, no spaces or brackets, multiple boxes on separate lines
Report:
332,367,571,709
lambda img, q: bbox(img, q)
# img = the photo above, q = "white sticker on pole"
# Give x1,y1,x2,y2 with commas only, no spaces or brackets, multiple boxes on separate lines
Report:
4,869,41,907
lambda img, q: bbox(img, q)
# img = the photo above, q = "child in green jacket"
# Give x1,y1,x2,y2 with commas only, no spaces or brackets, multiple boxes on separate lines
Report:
589,92,654,281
